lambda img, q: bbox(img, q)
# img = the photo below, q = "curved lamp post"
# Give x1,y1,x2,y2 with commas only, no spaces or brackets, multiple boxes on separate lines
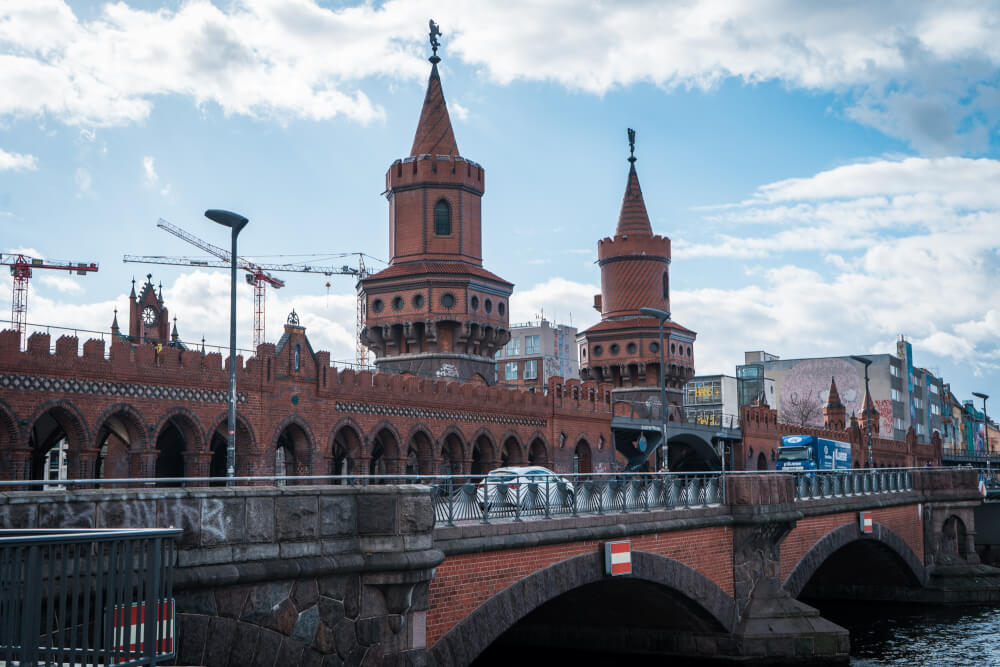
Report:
639,307,670,470
206,209,249,485
850,355,874,468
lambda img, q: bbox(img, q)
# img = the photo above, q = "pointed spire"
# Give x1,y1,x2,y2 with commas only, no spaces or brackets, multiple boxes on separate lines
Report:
616,128,653,237
410,20,459,157
171,316,179,341
158,281,164,303
826,376,843,408
201,335,206,355
111,308,120,334
129,277,136,299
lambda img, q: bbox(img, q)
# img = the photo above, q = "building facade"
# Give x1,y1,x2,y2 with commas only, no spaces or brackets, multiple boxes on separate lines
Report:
683,374,740,428
496,319,579,390
744,336,947,444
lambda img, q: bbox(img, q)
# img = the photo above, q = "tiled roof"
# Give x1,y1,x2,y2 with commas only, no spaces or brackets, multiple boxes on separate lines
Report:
365,261,512,286
616,163,653,237
582,316,695,336
410,63,459,157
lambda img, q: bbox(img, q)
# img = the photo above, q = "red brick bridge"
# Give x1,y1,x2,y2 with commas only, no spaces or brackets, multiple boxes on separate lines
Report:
2,468,995,665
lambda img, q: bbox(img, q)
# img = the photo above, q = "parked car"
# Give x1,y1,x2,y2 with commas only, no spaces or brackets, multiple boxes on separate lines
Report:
476,466,575,511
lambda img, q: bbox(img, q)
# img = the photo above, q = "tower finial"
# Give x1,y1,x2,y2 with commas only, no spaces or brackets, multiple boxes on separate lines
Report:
429,19,442,63
627,128,636,164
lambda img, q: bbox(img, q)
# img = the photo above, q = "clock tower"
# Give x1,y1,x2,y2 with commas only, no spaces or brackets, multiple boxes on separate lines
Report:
127,274,172,344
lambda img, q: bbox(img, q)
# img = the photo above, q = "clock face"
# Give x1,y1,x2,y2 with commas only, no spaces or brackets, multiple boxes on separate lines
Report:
141,306,158,325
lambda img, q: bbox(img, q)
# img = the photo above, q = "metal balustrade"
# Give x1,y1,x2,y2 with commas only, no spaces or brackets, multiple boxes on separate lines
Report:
0,527,182,667
790,469,914,501
429,472,723,525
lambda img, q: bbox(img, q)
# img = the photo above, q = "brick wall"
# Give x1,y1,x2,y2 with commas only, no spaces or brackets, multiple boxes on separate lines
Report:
781,504,924,580
426,525,733,647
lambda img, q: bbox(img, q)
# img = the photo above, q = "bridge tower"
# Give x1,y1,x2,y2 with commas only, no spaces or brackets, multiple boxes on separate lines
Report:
360,29,512,384
823,376,846,430
577,132,696,414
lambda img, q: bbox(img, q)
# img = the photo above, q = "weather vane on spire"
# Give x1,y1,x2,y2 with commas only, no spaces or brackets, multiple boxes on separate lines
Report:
627,128,636,163
429,20,442,61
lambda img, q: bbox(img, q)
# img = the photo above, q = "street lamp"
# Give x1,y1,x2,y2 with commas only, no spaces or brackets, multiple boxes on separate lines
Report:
850,355,874,468
973,391,990,478
206,209,249,485
639,307,670,471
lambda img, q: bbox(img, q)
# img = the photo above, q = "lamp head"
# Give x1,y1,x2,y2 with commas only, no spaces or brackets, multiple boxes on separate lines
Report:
973,392,989,401
850,355,872,367
639,307,671,321
205,209,249,233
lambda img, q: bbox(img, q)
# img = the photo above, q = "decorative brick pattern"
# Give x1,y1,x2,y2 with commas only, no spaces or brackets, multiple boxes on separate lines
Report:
0,372,246,404
335,400,546,428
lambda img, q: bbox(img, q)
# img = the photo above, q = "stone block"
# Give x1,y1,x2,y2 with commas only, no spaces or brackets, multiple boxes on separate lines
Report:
228,620,262,666
175,589,217,616
176,613,208,667
0,502,36,529
38,501,95,529
97,499,155,528
357,495,396,535
280,540,322,558
292,579,320,610
234,543,280,562
177,545,234,567
157,497,202,548
358,535,403,553
323,654,346,667
361,585,388,618
246,496,275,542
321,537,359,555
299,648,325,667
204,616,238,666
293,605,321,644
320,496,356,536
215,585,250,619
319,596,346,627
275,637,306,666
403,534,432,551
398,495,434,533
201,497,245,546
344,575,361,619
335,618,357,659
277,496,319,540
273,598,299,635
319,574,348,600
242,581,292,625
355,616,383,646
251,629,282,667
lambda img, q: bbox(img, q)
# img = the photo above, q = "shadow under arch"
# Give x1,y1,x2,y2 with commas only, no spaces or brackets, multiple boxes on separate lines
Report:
783,522,926,599
428,550,737,666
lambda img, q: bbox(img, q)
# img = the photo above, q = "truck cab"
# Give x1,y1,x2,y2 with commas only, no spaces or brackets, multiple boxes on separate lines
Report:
776,435,851,471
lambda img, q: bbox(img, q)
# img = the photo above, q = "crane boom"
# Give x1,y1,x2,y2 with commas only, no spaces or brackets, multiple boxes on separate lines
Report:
0,253,99,350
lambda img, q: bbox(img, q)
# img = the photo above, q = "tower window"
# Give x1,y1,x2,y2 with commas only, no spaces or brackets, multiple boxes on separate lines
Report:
663,272,669,299
294,344,301,371
434,199,451,235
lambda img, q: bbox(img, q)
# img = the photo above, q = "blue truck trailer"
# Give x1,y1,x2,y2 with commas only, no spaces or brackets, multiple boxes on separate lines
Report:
776,435,851,471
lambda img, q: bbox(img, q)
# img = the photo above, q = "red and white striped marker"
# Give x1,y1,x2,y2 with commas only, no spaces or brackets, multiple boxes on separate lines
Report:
113,598,175,659
859,511,873,534
604,540,631,576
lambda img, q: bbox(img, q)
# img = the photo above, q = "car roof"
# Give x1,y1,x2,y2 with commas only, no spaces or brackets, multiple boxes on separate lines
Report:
487,466,553,474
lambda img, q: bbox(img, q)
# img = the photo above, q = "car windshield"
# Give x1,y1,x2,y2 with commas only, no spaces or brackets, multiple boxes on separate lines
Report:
778,446,810,462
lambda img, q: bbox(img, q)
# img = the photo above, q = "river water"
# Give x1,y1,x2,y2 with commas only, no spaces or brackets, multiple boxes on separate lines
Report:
475,603,1000,665
816,601,1000,665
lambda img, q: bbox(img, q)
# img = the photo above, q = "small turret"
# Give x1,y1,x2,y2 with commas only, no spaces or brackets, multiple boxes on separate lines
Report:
823,376,846,430
111,308,120,335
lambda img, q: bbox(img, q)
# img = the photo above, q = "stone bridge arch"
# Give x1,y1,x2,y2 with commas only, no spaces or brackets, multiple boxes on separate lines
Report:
429,550,736,665
783,522,925,599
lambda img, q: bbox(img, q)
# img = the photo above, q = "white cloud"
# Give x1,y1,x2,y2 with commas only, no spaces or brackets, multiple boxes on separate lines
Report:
74,166,91,194
510,277,600,330
0,147,37,171
2,2,1000,150
450,100,469,122
142,155,157,184
38,274,83,294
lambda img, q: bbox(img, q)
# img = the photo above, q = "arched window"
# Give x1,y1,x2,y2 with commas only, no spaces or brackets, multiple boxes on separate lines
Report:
294,344,301,371
434,199,451,235
662,271,669,299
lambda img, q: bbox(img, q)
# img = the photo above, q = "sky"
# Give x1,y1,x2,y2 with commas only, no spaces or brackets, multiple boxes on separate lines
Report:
1,0,999,405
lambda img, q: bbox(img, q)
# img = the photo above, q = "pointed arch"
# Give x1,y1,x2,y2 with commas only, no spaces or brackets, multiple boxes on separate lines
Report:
404,424,435,475
329,418,364,480
271,415,317,481
499,431,525,468
368,420,402,476
527,436,549,468
28,399,91,481
94,403,150,480
206,411,258,479
470,428,497,476
153,407,205,483
574,438,593,474
439,425,467,475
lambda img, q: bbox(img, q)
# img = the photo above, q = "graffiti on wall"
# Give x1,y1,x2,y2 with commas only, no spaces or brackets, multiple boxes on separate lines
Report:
779,358,866,429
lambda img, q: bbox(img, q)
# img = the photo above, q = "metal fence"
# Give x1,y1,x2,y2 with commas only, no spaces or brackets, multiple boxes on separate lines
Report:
0,527,182,667
789,468,914,501
429,472,723,526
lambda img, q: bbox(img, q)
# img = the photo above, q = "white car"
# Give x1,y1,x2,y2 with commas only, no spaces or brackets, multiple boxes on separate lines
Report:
476,466,575,511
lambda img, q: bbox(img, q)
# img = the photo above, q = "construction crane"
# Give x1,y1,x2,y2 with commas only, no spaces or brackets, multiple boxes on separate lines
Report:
0,253,99,349
125,220,373,354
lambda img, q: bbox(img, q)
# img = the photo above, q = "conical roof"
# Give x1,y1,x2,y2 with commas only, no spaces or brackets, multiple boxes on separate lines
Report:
616,162,653,236
410,62,459,157
826,376,844,408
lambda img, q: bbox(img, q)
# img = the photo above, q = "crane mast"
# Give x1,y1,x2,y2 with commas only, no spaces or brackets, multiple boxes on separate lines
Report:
0,253,99,350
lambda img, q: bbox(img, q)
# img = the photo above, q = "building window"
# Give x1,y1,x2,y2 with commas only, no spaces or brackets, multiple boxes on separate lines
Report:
294,344,301,371
593,344,602,357
915,397,923,409
917,423,926,435
890,365,900,377
504,337,521,356
441,292,455,308
891,388,901,401
894,417,904,430
525,359,538,380
434,199,451,235
471,295,479,310
626,342,637,354
662,272,669,299
650,342,659,353
930,383,940,394
525,335,540,354
931,403,940,415
505,361,518,381
392,296,404,311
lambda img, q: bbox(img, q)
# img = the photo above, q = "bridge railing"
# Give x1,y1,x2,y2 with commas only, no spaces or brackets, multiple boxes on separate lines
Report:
0,526,182,667
429,472,724,526
783,468,915,501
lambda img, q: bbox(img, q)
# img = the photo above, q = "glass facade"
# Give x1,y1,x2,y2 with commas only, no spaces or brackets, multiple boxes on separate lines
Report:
685,379,722,406
736,363,764,407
